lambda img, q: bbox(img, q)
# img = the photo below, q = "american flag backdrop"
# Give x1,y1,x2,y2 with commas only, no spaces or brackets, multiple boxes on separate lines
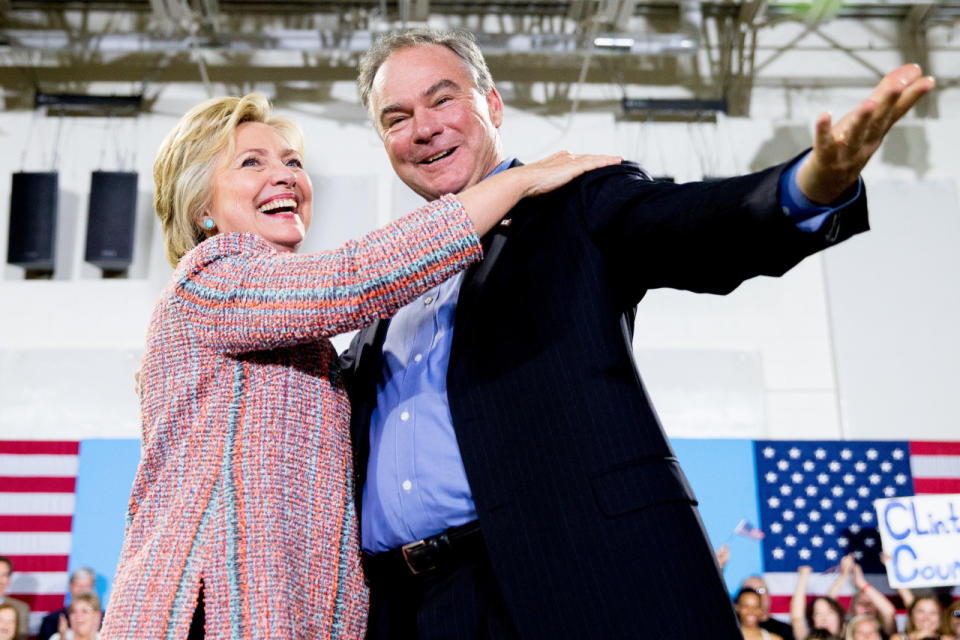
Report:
754,440,960,614
0,437,957,633
0,440,77,635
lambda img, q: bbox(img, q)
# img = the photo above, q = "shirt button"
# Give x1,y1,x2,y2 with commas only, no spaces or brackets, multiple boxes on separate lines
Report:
413,353,423,363
402,480,412,492
400,411,410,421
424,296,434,306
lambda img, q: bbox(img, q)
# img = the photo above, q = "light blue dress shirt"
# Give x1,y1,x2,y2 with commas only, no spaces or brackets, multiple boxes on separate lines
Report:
361,153,858,553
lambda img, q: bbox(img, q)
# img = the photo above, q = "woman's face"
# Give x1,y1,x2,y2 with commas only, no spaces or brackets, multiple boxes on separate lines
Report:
812,598,842,634
736,592,763,628
208,121,313,254
0,609,16,640
911,598,940,633
69,601,101,638
851,617,881,640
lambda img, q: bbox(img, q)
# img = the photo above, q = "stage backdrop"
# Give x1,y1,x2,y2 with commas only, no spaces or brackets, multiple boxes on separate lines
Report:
2,438,959,635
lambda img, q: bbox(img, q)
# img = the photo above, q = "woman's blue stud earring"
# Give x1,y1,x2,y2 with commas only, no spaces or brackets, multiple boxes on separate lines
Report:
204,218,215,230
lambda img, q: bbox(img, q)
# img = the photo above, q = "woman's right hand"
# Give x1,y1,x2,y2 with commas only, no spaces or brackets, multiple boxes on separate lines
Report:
456,151,622,237
510,151,624,198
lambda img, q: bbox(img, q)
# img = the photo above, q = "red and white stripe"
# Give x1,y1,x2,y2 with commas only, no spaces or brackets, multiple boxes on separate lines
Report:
909,441,960,494
0,440,77,635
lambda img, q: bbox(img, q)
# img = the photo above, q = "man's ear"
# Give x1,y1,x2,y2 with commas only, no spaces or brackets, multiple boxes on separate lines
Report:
486,85,504,129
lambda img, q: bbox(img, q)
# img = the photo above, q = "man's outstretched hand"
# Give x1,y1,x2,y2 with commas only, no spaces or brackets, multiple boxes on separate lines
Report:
797,64,935,205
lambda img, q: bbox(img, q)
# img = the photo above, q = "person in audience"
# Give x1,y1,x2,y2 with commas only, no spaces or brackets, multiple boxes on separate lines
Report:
942,600,960,639
892,596,950,640
99,92,618,640
742,574,796,640
846,616,883,640
0,603,19,640
827,554,896,636
793,566,846,640
38,567,98,640
49,593,101,640
737,587,785,640
808,630,842,640
0,558,29,640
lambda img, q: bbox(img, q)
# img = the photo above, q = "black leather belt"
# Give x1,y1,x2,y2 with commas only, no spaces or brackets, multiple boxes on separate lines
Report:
362,520,486,583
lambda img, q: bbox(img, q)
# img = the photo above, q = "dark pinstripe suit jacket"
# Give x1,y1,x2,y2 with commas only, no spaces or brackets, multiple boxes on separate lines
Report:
342,156,869,639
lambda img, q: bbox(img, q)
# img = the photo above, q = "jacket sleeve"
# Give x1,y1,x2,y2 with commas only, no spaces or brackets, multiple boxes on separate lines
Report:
171,193,481,353
575,153,869,303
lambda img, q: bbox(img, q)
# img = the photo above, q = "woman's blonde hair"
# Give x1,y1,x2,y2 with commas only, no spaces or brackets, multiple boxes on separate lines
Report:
153,93,304,266
68,591,102,614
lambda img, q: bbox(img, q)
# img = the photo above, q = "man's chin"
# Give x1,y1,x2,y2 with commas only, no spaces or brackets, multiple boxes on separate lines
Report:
403,169,475,200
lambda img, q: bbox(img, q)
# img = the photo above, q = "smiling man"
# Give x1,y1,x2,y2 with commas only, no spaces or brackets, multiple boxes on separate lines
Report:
342,28,933,640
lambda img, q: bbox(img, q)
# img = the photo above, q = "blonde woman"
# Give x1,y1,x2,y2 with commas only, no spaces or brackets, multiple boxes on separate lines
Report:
0,603,19,640
100,94,618,640
49,593,102,640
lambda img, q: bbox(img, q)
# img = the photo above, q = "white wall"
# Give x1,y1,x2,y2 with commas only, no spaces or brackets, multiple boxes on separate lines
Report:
1,80,958,442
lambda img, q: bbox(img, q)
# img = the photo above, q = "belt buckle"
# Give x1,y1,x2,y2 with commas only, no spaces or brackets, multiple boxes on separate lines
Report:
401,539,437,575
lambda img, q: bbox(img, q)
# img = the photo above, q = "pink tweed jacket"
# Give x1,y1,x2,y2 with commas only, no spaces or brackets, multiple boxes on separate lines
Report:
102,195,480,640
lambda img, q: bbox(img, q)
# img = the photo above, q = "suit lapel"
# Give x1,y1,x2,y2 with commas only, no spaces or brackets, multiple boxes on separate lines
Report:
456,158,524,313
349,318,390,456
458,216,513,305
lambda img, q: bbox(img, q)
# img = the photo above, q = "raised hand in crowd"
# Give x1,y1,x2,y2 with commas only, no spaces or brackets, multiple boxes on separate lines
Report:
825,554,896,635
716,543,730,571
792,565,846,640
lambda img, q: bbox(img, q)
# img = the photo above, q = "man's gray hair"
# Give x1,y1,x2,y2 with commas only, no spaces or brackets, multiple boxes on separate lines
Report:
357,28,494,112
70,567,96,584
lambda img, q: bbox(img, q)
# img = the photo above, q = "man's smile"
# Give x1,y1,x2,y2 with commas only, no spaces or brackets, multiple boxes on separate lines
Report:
419,147,458,165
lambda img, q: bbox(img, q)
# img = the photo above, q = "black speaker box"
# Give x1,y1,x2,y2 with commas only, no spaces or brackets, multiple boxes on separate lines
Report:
7,171,59,270
85,171,138,270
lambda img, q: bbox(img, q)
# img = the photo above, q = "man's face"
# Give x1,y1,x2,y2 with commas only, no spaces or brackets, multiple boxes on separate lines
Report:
369,43,504,201
70,575,95,598
0,562,10,597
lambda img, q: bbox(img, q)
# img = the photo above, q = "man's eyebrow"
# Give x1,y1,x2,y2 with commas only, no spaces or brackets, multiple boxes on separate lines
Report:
423,78,461,98
378,79,463,122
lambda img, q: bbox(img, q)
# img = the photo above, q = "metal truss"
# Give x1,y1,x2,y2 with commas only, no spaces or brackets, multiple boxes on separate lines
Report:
0,1,956,115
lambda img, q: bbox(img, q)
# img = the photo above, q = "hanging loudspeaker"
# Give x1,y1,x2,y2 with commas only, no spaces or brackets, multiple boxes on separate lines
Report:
7,172,59,270
85,171,138,270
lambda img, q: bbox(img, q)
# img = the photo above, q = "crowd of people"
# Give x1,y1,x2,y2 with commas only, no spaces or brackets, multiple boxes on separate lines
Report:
5,548,960,640
0,559,103,640
730,556,960,640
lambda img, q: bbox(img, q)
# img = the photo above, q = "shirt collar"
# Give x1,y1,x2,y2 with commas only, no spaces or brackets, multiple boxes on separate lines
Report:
482,158,516,181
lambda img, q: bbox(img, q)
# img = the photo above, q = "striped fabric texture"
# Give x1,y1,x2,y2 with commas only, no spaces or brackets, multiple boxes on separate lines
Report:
102,195,480,640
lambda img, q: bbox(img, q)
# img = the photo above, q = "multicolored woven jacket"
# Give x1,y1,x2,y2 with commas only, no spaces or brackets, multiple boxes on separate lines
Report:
102,194,480,640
